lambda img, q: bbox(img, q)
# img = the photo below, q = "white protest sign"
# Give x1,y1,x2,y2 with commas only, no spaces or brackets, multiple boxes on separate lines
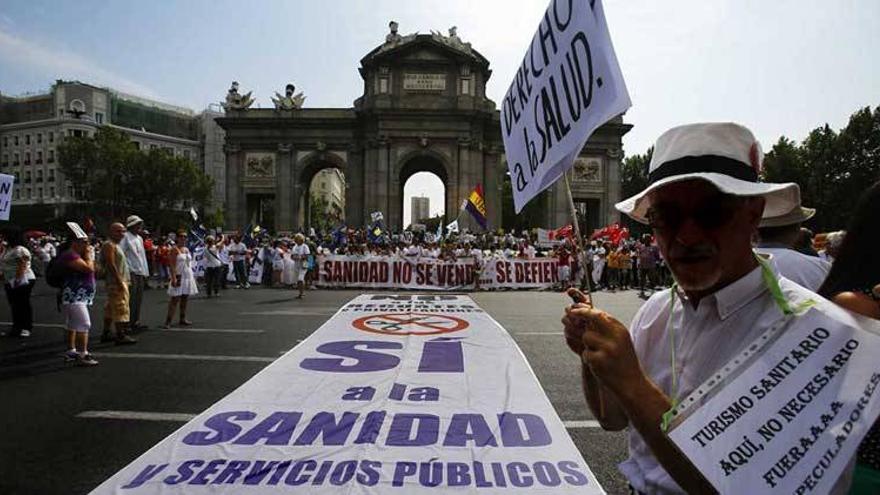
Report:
0,173,14,221
371,211,384,223
91,295,605,494
667,306,880,494
502,0,630,213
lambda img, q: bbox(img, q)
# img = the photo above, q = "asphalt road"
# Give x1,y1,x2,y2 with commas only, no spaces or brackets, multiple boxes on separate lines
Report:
0,281,649,494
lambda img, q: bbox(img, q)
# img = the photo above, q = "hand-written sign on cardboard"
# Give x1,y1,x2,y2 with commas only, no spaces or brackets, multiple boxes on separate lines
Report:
502,0,630,213
667,308,880,494
0,174,14,221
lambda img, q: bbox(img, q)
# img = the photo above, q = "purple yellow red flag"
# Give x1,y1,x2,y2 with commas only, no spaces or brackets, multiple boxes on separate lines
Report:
465,184,488,229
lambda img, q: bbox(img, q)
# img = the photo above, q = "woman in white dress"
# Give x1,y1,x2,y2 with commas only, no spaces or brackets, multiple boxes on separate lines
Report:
289,233,310,299
161,231,198,328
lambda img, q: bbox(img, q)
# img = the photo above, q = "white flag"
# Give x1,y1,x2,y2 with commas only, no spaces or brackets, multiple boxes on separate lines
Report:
189,207,198,222
446,220,459,234
502,0,631,212
370,211,384,223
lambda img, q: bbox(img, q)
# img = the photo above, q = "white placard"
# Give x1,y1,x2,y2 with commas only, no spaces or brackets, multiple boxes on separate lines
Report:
0,173,14,221
90,295,604,494
502,0,630,213
667,307,880,494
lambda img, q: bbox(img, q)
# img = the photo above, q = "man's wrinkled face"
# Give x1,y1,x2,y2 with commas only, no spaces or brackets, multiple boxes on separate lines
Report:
647,180,763,292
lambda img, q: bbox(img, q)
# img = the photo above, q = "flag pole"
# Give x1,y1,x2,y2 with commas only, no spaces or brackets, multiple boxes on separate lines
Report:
563,171,603,418
563,172,594,305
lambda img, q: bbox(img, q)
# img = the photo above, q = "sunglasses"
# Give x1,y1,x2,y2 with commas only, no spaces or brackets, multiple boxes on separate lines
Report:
646,195,742,232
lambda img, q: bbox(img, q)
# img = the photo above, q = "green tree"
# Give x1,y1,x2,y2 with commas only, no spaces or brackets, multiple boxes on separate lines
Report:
619,147,653,236
58,127,213,232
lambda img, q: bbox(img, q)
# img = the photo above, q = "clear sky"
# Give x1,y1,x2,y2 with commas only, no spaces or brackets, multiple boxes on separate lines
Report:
2,0,878,224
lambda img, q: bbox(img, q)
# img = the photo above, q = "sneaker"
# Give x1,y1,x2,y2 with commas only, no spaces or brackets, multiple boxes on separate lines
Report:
115,335,137,345
20,329,31,337
77,354,99,366
64,350,80,362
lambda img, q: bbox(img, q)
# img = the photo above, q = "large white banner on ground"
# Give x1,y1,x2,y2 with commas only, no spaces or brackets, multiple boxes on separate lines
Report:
667,305,880,494
91,294,605,494
502,0,631,213
316,255,560,290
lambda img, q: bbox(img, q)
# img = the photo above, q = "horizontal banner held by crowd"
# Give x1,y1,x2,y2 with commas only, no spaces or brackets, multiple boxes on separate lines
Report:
90,294,605,494
667,302,880,494
316,255,561,291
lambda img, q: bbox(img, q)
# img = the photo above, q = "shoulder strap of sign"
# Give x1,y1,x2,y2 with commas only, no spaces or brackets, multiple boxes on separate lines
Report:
660,254,815,432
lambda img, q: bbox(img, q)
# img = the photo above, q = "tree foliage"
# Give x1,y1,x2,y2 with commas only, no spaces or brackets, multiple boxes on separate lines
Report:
58,127,213,232
763,106,880,231
619,146,653,235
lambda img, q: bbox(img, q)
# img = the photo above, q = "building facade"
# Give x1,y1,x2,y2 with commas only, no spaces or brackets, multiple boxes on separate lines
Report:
218,25,631,234
411,196,430,225
0,80,225,225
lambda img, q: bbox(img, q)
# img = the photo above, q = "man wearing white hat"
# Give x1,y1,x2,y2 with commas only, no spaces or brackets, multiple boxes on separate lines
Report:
756,205,831,291
121,215,149,330
561,123,854,493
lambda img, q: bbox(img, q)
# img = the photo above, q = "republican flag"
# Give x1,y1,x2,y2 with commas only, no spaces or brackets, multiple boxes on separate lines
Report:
465,184,488,230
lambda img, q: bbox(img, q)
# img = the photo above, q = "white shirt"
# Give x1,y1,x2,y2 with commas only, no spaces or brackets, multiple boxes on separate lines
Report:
218,245,230,264
229,242,247,262
120,231,149,276
622,264,854,494
523,245,537,259
755,246,831,292
403,245,421,258
290,243,310,260
203,245,223,268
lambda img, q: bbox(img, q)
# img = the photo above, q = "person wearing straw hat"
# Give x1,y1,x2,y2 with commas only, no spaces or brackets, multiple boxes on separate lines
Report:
561,123,854,494
756,205,830,291
121,214,149,331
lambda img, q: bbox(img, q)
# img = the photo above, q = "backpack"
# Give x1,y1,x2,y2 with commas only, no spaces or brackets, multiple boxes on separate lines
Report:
45,257,69,289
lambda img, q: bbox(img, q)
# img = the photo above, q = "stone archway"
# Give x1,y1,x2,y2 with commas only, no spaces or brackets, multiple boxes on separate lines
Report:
394,150,450,231
296,151,348,232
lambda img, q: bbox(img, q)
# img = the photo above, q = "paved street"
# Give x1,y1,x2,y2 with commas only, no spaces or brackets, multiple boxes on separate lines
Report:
0,282,650,494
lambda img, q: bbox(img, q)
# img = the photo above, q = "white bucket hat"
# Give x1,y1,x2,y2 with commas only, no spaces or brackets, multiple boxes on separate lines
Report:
125,215,144,228
615,123,801,224
759,206,816,228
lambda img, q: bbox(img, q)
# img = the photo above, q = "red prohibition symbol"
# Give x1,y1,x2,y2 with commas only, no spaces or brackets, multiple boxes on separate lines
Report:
352,313,470,336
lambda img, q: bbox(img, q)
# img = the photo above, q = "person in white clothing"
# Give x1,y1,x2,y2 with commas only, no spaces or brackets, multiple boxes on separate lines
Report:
756,205,830,291
161,231,198,328
561,123,855,494
202,236,224,297
289,233,310,299
121,215,150,330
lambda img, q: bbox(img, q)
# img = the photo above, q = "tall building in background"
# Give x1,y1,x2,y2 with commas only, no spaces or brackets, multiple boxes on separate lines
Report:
411,196,430,226
0,80,226,225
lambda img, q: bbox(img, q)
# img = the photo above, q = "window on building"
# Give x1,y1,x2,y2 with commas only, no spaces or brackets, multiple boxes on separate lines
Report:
13,153,19,166
183,149,191,160
36,170,43,182
37,187,43,199
37,133,42,144
13,135,19,146
461,78,471,95
24,170,31,183
72,130,84,138
25,134,30,145
26,188,31,199
36,151,43,164
50,186,55,198
48,131,54,143
24,152,30,165
132,141,140,150
162,146,173,155
48,150,55,163
2,136,7,147
48,168,55,181
95,112,104,124
150,144,158,150
1,154,7,167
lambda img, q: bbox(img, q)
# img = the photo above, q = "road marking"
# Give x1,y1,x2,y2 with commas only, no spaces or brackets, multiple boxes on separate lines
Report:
164,328,264,334
98,352,275,363
563,420,602,429
240,310,337,316
77,410,195,422
0,321,65,329
515,331,564,336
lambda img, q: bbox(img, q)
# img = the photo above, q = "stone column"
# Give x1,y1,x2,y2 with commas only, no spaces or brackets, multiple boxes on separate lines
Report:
345,147,364,227
605,149,622,224
483,145,502,231
224,143,243,230
276,143,293,232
